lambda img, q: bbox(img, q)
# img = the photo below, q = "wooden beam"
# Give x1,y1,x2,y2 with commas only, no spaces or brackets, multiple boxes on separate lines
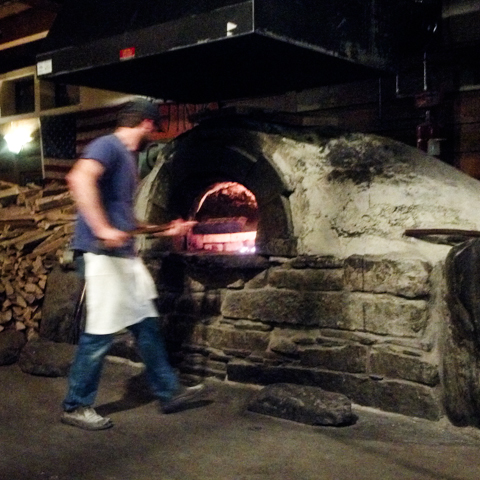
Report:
5,0,62,12
0,2,30,20
0,30,48,51
405,228,480,238
0,8,56,45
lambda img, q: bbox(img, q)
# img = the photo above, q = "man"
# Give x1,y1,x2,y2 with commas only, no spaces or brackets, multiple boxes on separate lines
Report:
61,97,205,430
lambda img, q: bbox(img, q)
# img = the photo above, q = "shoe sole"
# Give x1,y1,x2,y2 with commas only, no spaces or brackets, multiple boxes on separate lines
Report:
61,416,114,431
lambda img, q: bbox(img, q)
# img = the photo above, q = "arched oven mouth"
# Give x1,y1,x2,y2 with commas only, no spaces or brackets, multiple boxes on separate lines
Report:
186,181,258,255
138,116,298,259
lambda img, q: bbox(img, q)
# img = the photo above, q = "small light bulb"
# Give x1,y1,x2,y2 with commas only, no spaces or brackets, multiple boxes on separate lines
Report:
4,129,33,154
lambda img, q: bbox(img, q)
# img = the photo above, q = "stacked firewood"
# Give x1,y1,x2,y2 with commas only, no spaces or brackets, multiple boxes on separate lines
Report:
0,180,75,340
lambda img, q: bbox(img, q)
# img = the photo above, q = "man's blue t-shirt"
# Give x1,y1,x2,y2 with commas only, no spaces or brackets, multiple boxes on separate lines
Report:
72,134,138,257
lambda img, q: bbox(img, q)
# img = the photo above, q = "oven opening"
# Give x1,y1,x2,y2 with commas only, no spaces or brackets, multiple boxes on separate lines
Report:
187,182,258,254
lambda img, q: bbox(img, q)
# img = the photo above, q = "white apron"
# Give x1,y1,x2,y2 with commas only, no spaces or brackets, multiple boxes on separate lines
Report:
83,253,158,334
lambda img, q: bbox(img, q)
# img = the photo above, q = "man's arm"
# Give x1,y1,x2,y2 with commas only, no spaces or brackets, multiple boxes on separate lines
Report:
66,158,130,248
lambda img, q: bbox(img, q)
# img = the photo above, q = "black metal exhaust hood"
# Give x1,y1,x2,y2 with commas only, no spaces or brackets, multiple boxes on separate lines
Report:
36,0,427,103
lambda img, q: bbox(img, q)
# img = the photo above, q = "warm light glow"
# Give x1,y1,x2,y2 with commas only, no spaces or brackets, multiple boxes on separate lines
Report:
187,181,259,254
4,122,35,154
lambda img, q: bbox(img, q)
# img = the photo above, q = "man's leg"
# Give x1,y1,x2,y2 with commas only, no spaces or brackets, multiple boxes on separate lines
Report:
129,317,206,413
61,332,114,430
128,317,179,401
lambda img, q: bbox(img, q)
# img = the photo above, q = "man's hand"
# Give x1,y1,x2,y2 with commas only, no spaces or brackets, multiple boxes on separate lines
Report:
97,226,131,248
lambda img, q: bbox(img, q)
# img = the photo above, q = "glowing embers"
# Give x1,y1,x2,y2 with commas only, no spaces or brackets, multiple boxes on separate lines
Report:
187,182,258,253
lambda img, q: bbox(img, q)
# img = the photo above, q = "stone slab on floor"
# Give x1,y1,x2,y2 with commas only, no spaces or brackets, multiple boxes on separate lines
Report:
247,382,356,426
18,338,76,377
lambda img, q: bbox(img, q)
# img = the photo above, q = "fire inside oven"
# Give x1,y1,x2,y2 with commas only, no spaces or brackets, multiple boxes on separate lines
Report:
187,181,258,254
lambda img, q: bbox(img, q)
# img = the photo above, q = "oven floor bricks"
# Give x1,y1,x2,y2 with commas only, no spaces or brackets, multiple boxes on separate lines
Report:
147,252,444,421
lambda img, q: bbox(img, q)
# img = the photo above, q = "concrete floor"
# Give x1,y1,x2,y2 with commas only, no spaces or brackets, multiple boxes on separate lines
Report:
1,359,480,480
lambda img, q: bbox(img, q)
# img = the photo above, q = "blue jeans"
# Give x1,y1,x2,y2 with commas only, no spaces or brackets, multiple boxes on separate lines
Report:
62,317,179,411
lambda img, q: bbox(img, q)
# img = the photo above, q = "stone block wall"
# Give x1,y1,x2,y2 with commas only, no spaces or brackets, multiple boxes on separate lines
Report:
147,252,443,420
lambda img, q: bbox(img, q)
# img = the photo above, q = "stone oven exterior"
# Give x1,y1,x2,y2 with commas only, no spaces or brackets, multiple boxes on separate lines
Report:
135,115,480,424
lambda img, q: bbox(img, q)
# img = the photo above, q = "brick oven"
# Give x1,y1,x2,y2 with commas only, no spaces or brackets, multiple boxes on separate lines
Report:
134,114,480,425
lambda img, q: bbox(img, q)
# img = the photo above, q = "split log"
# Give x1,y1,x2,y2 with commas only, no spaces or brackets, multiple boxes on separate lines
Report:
0,182,20,207
0,310,13,324
34,191,73,213
30,236,70,258
9,230,52,251
16,185,42,208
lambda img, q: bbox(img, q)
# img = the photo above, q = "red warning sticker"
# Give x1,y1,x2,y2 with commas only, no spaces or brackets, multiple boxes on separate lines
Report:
119,47,136,60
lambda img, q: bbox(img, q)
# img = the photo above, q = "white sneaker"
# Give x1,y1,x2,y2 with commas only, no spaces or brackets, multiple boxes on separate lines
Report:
161,384,206,414
61,407,113,430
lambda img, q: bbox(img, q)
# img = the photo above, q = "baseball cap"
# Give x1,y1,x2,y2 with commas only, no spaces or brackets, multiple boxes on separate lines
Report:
121,97,161,126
